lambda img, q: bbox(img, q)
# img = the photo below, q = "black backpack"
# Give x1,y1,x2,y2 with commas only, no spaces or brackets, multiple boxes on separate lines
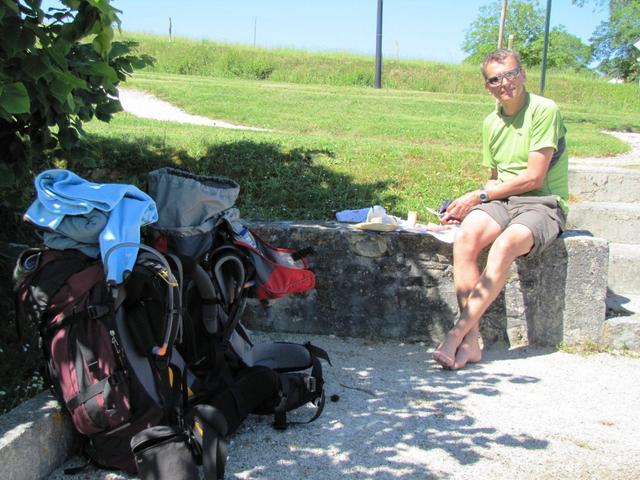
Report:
13,244,185,473
156,223,331,430
147,167,331,431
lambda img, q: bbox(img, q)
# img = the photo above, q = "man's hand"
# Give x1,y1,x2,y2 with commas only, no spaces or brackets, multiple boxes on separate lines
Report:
440,190,481,224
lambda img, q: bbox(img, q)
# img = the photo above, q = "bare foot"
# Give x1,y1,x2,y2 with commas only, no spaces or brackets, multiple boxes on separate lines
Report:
451,334,482,370
432,333,461,369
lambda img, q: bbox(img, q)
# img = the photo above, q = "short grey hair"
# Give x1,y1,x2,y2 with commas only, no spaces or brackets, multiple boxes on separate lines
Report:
481,48,522,78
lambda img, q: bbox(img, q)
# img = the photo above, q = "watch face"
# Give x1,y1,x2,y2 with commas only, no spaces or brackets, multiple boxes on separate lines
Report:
480,191,489,202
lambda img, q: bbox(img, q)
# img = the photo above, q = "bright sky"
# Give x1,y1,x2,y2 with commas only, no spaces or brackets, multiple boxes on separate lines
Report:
46,1,609,64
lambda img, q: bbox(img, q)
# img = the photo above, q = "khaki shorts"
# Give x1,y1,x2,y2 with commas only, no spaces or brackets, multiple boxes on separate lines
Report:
471,195,566,256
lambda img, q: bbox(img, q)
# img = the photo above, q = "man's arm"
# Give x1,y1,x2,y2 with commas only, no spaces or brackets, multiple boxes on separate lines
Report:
441,147,554,224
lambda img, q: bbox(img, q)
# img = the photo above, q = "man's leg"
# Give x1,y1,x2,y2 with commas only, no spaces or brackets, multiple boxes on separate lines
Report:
434,223,534,369
432,210,503,368
450,215,505,368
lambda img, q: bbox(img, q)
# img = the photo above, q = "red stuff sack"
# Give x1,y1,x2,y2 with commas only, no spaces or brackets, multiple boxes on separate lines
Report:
233,232,315,300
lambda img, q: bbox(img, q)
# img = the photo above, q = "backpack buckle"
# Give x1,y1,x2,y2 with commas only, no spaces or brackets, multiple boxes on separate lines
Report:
108,370,126,386
304,376,317,393
272,393,288,431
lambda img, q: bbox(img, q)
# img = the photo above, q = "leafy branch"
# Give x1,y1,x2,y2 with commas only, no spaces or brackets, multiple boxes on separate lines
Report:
0,0,154,205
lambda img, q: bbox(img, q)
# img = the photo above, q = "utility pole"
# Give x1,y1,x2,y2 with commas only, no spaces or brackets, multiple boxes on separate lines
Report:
253,17,257,47
498,0,507,48
374,0,383,88
169,17,172,42
540,0,552,95
634,39,640,85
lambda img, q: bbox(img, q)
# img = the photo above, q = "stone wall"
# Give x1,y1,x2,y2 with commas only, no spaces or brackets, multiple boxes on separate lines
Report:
242,222,609,348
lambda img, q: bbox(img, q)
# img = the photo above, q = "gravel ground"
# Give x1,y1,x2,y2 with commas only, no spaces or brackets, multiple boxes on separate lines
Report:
49,332,640,480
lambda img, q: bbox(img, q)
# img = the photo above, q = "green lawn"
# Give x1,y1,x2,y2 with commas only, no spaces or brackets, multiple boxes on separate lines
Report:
82,71,637,221
119,33,640,115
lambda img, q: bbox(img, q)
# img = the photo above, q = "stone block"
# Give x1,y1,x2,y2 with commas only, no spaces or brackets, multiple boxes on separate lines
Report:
535,232,609,346
569,166,640,203
602,316,640,351
566,202,640,244
243,222,609,348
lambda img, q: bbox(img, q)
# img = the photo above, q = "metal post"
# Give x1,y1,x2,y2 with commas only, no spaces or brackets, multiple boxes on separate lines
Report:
253,17,257,47
634,39,640,85
540,0,552,95
374,0,383,88
498,0,508,48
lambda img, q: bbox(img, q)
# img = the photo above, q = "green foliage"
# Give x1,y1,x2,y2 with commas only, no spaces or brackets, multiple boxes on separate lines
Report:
0,0,153,205
462,0,592,70
528,26,592,68
590,0,640,81
463,0,543,64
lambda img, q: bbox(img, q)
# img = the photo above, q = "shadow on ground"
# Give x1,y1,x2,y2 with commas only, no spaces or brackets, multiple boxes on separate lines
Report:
81,135,398,220
55,336,552,480
221,338,550,480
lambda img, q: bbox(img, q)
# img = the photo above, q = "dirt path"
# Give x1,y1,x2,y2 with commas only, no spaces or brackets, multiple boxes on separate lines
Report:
118,88,270,132
570,131,640,167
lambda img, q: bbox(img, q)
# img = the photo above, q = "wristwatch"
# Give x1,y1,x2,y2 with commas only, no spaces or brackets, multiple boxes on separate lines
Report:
479,189,490,203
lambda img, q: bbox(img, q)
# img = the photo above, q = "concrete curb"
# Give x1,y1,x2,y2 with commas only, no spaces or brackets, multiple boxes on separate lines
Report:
569,165,640,203
0,392,75,480
602,315,640,351
609,243,640,294
567,202,640,244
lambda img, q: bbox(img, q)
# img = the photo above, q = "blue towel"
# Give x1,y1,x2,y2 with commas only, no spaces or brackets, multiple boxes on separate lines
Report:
24,169,158,284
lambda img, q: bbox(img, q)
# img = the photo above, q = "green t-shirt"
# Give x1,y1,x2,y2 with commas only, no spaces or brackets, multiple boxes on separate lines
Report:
482,92,569,214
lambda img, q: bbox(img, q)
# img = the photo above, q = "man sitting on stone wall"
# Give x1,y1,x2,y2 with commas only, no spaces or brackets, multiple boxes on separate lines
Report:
432,48,569,370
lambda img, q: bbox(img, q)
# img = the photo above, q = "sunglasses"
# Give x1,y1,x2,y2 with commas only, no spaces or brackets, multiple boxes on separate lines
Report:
485,66,521,87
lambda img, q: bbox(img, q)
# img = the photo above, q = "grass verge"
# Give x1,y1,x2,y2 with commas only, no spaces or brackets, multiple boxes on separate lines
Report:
559,339,640,358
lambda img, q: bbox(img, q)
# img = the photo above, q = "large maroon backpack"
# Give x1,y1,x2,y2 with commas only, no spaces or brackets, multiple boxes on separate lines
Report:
13,246,184,473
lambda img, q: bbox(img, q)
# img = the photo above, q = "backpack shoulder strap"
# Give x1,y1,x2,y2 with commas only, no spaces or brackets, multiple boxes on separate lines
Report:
13,248,97,339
